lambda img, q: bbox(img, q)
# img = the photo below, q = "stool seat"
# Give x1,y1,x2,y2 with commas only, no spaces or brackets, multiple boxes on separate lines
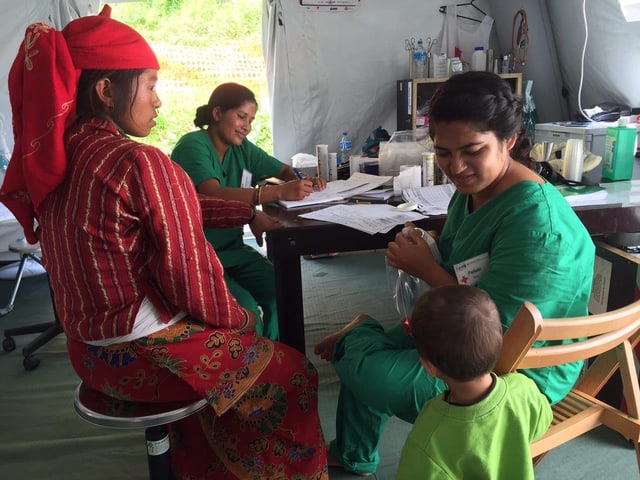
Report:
74,383,208,429
73,382,208,480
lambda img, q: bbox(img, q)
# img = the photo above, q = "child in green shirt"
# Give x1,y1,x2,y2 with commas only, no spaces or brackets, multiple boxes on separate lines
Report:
397,285,552,480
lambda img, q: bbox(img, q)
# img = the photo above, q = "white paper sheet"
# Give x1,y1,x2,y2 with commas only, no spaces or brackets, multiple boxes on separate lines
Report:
277,172,393,209
401,184,456,215
299,204,426,235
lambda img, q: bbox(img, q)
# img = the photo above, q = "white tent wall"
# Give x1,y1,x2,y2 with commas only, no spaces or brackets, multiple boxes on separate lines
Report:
546,0,640,118
263,0,566,163
0,0,97,153
1,1,639,163
263,0,459,162
489,0,568,122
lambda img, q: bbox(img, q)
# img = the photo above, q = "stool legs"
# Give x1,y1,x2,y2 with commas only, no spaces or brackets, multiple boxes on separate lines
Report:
145,425,172,480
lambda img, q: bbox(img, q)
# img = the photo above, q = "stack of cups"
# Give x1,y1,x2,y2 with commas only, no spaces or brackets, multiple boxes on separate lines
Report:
350,155,363,176
328,152,338,181
316,144,329,181
562,139,584,182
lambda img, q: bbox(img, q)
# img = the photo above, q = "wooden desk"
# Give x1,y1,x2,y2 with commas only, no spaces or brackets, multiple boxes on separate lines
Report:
265,189,640,353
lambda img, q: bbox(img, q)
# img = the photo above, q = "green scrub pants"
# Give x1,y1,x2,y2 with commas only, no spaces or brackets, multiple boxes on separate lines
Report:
217,245,279,340
329,318,446,474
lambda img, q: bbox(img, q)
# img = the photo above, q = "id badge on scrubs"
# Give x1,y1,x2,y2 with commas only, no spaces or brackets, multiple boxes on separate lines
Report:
241,169,253,188
453,252,490,286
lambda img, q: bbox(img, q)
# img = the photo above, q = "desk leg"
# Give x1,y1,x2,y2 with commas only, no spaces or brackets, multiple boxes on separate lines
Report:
274,254,305,354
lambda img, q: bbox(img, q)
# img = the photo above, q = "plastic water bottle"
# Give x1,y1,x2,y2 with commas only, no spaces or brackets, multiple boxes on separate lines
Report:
0,121,10,185
0,150,8,174
339,132,352,165
413,39,427,79
0,151,8,186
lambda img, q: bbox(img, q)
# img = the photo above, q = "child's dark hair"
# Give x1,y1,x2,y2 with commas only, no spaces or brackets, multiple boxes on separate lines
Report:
428,71,532,164
194,82,257,129
411,285,503,381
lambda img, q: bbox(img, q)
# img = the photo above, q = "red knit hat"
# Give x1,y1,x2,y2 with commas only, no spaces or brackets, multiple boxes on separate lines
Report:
0,5,159,243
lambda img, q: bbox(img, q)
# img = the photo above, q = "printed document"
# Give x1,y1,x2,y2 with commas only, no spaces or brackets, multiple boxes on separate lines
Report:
277,172,392,209
299,204,425,235
401,184,456,215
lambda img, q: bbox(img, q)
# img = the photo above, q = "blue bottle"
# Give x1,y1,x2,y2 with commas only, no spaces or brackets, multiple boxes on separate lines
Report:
339,132,352,165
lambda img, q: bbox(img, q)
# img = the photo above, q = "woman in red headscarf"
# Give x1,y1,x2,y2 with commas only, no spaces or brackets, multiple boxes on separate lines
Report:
0,6,327,480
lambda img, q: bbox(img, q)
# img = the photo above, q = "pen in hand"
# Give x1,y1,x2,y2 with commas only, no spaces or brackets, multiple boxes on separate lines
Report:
293,168,305,180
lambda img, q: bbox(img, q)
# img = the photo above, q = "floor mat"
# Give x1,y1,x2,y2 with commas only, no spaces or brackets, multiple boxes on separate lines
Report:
301,250,399,385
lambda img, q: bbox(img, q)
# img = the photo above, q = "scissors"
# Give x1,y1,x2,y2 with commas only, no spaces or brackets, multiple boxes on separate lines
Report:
404,37,416,52
425,37,438,54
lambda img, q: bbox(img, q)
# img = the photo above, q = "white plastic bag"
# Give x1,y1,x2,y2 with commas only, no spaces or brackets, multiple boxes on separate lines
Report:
379,130,431,177
386,227,441,330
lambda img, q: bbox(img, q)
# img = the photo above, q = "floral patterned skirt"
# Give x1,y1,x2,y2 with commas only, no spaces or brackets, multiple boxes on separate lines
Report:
67,317,328,479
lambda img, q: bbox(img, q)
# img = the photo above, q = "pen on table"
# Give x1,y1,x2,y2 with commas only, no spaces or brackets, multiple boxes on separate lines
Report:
293,168,305,180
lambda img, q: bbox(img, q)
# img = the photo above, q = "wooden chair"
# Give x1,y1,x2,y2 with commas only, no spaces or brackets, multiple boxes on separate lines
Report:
494,299,640,473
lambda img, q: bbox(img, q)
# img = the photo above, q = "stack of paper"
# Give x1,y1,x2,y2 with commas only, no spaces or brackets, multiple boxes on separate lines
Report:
401,184,456,215
277,172,392,209
350,188,394,203
299,204,425,235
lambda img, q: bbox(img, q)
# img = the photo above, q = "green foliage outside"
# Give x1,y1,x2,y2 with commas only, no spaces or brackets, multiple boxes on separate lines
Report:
110,0,272,156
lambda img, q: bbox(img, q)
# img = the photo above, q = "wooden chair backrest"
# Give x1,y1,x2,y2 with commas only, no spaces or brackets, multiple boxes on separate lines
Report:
495,299,640,375
495,299,640,472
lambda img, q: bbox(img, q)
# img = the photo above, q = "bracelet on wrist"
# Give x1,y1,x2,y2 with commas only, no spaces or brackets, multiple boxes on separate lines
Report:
239,309,250,329
257,186,263,205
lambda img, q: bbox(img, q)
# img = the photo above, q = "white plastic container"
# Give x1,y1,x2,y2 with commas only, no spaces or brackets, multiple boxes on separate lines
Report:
562,138,584,182
328,152,338,182
422,152,435,186
315,144,329,180
471,46,487,71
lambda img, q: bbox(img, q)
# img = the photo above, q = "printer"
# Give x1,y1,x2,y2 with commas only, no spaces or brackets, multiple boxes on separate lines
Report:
535,121,640,182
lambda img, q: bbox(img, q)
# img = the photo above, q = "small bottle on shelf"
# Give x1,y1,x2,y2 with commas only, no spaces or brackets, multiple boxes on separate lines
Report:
413,39,427,79
471,46,487,71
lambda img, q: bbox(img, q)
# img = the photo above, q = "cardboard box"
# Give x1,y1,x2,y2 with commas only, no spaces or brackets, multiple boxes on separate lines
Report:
589,239,640,408
589,239,640,314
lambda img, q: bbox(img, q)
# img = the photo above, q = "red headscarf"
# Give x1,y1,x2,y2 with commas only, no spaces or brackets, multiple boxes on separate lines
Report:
0,5,159,243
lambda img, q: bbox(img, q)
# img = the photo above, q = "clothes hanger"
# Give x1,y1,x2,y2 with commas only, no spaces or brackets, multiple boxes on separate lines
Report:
439,0,486,23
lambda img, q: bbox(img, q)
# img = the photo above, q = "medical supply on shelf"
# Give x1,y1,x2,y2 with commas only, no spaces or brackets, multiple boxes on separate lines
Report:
471,46,487,71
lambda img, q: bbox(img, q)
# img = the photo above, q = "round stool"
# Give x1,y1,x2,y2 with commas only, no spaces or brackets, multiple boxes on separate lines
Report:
73,382,208,480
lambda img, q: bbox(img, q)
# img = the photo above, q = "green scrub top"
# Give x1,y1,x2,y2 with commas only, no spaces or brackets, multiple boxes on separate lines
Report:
171,130,283,250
